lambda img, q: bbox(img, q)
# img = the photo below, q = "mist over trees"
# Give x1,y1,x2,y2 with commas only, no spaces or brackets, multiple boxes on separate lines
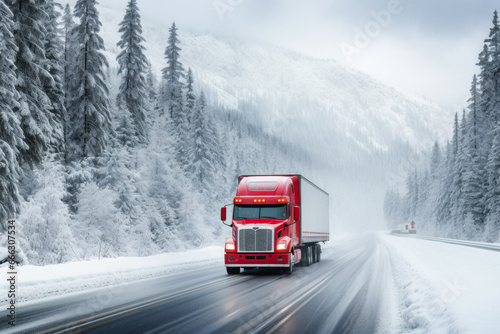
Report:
384,10,500,243
0,0,310,264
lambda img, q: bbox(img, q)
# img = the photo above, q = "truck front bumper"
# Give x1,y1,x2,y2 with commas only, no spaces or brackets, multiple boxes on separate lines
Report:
225,253,291,268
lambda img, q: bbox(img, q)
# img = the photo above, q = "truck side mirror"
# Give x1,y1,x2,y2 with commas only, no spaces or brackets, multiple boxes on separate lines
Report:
221,207,227,222
294,206,300,221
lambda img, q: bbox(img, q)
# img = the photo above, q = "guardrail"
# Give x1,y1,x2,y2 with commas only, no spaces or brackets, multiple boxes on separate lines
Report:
394,234,500,252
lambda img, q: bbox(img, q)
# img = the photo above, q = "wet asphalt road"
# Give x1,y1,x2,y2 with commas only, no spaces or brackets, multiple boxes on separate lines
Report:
3,233,391,334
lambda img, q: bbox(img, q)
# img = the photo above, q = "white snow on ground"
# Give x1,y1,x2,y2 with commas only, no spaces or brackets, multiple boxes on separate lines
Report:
374,241,404,334
0,246,223,305
381,232,500,334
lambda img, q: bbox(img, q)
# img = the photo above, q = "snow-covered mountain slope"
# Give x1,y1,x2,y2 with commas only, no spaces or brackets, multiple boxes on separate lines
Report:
100,4,451,152
96,4,453,229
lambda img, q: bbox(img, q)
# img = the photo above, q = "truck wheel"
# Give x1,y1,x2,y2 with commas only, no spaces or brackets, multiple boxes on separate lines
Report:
226,267,240,275
316,244,321,263
301,247,307,266
312,245,317,263
284,256,293,275
303,246,312,266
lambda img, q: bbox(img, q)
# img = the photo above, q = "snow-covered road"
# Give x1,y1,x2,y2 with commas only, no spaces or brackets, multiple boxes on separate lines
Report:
1,232,499,333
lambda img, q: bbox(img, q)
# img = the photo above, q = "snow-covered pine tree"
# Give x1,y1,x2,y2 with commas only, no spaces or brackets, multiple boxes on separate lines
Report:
416,170,429,225
115,110,135,148
462,83,486,229
452,112,459,156
455,110,479,232
178,68,196,172
67,0,112,160
7,0,63,165
475,43,495,174
425,141,442,225
161,22,185,123
116,0,149,144
0,1,26,227
94,143,151,256
187,92,220,196
185,67,196,120
203,94,226,200
472,11,500,231
145,60,157,106
484,10,500,128
429,141,441,180
484,124,500,241
436,141,453,227
62,4,76,111
144,109,186,248
449,112,465,228
484,13,500,234
43,0,66,154
476,12,500,160
467,75,481,152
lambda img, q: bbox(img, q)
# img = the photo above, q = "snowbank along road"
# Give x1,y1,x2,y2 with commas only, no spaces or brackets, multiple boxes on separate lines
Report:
1,232,499,333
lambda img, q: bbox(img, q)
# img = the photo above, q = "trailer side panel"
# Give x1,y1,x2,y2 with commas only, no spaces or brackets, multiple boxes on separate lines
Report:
300,177,329,244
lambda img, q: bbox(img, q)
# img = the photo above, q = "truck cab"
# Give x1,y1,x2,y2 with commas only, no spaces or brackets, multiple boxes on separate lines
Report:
222,176,302,274
222,175,330,275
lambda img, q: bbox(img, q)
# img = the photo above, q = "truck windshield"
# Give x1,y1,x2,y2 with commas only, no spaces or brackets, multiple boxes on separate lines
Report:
234,205,287,220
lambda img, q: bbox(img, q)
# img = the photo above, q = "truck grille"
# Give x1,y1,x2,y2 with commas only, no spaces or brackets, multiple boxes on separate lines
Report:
238,227,274,253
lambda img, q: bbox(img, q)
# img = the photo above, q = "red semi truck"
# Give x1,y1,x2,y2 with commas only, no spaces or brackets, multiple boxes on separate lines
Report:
221,175,329,275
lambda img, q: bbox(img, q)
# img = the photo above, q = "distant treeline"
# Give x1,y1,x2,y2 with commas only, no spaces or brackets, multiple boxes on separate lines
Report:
384,11,500,242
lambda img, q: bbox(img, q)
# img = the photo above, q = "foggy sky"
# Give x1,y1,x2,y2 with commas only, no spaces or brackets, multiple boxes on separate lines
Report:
92,0,498,108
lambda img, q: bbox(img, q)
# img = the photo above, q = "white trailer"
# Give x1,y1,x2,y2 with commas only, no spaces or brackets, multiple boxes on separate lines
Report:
299,176,330,245
295,176,329,267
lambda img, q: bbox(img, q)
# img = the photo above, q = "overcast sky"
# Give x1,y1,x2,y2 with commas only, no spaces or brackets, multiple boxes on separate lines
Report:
94,0,498,108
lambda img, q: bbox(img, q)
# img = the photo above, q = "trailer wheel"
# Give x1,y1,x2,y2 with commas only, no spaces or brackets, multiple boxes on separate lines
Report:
303,246,312,266
301,247,307,266
316,244,321,263
226,267,240,275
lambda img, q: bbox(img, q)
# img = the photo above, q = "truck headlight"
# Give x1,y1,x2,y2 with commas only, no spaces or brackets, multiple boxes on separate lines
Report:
226,244,235,250
277,244,287,250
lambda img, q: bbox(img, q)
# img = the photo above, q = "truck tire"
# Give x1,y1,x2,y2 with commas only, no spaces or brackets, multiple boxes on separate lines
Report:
316,244,321,263
226,267,240,275
284,255,293,275
301,247,307,266
303,246,312,266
